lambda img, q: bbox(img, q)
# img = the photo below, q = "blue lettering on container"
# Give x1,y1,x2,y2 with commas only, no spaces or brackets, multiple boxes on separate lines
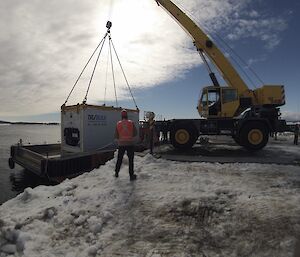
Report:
88,115,107,121
87,114,107,126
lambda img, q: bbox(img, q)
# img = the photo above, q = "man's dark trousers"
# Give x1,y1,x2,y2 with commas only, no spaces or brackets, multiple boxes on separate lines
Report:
294,134,299,145
115,145,134,176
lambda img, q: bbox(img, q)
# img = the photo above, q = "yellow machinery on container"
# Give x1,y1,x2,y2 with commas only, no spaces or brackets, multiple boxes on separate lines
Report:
155,0,286,150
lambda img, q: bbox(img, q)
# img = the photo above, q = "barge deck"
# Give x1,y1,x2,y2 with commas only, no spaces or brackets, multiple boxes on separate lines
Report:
9,144,115,182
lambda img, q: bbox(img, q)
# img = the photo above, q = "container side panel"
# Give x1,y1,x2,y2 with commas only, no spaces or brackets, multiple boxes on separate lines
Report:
83,108,139,151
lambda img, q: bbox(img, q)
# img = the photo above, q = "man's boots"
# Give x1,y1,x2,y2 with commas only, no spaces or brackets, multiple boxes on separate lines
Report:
130,174,137,181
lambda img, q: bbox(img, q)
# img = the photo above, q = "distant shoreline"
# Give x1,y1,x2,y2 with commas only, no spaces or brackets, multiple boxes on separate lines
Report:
0,121,59,125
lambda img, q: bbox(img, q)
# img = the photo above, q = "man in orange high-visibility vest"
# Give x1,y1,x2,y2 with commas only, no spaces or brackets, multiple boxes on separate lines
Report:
115,109,138,181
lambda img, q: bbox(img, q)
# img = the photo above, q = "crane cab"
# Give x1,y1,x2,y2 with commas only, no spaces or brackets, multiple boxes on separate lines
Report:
198,86,240,118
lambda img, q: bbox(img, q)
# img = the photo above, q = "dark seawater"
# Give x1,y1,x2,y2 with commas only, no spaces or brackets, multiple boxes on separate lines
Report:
0,124,60,205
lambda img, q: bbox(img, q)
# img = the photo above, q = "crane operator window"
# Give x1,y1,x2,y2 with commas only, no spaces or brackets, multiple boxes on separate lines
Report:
222,89,238,104
208,90,220,107
200,93,207,107
200,90,220,106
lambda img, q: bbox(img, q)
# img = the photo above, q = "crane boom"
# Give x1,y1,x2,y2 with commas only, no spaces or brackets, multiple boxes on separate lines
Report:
155,0,249,95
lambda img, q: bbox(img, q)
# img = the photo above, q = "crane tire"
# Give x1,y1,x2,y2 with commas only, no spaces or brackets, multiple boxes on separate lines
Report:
240,121,269,151
170,123,198,150
8,157,15,169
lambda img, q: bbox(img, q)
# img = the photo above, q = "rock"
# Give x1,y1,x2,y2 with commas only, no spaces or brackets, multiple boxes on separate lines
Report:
91,224,102,234
1,244,17,254
43,207,57,220
14,224,22,230
74,215,86,226
16,237,25,252
87,245,98,256
3,229,19,243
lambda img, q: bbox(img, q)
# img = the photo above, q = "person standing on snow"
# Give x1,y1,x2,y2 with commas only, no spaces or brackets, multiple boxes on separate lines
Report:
148,112,156,155
162,118,169,143
114,109,138,181
294,124,299,145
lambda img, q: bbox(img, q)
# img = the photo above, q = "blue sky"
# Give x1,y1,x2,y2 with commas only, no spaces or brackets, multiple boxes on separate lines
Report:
0,0,299,122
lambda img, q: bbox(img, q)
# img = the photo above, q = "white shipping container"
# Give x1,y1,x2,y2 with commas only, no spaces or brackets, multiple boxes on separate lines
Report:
61,104,139,153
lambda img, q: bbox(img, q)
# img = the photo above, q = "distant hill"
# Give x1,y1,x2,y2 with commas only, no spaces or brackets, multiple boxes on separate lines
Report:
0,120,11,124
0,120,59,125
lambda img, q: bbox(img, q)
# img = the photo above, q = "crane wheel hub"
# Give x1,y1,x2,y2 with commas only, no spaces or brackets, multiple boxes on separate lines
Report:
248,129,263,145
175,129,190,144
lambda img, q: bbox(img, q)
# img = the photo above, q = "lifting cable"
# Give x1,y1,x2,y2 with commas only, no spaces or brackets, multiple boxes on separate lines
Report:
83,33,108,103
103,45,110,105
110,37,138,110
172,0,264,89
108,35,118,107
64,34,108,105
213,34,265,86
213,36,259,89
64,21,138,110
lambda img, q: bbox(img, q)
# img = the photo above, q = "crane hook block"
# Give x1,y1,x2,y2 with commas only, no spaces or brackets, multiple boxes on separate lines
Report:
106,21,112,30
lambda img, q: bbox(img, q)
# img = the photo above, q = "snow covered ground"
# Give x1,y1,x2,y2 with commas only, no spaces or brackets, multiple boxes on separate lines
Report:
1,142,300,256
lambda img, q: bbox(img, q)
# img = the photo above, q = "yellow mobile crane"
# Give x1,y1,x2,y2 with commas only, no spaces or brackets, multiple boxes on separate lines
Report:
155,0,286,150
